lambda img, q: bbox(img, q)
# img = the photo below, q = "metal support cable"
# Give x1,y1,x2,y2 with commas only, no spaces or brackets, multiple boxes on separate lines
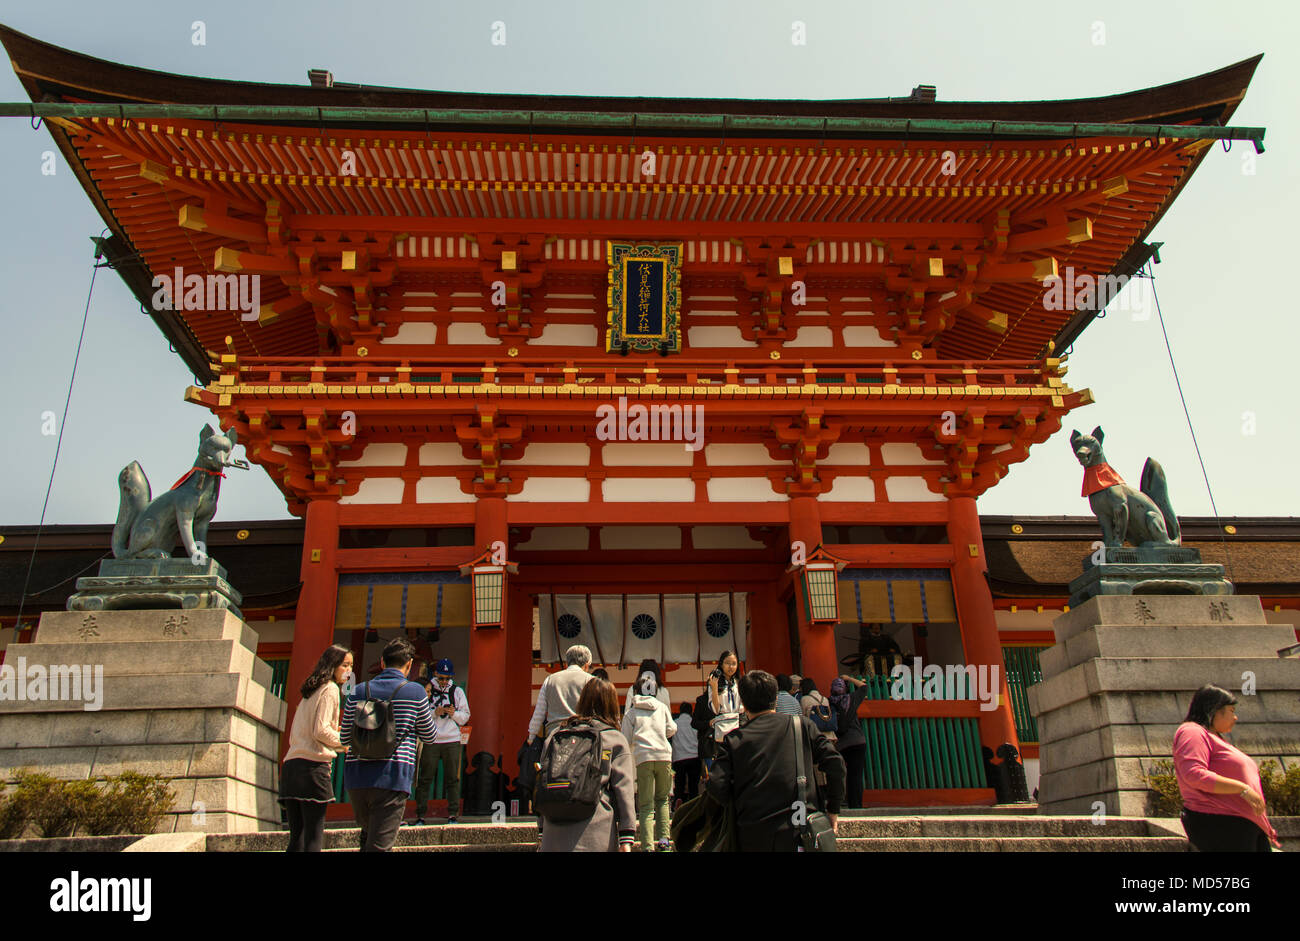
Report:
13,237,103,633
1147,263,1235,583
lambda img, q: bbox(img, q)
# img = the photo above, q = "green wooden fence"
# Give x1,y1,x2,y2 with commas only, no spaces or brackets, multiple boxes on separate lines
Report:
849,673,985,791
267,658,290,700
1001,646,1048,744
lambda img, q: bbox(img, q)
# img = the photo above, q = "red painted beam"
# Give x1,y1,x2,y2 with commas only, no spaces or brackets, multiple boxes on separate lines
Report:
338,504,476,527
824,544,954,566
861,788,997,807
857,699,986,719
506,503,790,525
335,545,479,572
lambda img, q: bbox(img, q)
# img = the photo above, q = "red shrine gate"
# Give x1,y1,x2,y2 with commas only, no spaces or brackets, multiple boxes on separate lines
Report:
3,23,1261,805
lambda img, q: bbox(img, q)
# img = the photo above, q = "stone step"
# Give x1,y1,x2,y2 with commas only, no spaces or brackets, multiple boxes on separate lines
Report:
834,836,1188,852
2,640,272,691
1052,597,1271,643
835,815,1153,837
0,672,284,728
341,842,539,853
1029,658,1298,715
205,814,1175,851
842,804,1040,816
1039,624,1298,676
1034,689,1300,741
207,821,542,851
34,609,253,645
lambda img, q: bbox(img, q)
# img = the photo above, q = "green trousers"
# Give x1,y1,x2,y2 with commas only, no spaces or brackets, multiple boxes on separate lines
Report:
635,760,673,851
415,741,462,818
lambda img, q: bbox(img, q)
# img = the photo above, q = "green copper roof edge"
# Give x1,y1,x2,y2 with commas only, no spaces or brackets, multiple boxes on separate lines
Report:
0,102,1266,150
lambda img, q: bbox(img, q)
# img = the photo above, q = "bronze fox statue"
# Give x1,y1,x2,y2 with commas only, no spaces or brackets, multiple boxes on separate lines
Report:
112,424,238,563
1070,426,1179,548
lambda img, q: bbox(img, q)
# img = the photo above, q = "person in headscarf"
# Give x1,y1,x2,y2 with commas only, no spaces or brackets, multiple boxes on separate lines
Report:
830,675,872,808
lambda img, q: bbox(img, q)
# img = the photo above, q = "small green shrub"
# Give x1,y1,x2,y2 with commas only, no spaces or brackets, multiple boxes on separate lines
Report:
0,769,176,839
0,787,26,840
1259,760,1300,817
1146,757,1300,819
79,771,175,836
1142,759,1183,817
13,770,81,838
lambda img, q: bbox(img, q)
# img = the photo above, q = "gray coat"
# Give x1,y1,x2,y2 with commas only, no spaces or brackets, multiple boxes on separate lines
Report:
538,722,636,853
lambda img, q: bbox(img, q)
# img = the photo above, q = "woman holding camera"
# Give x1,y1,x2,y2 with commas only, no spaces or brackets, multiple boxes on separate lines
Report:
708,650,744,743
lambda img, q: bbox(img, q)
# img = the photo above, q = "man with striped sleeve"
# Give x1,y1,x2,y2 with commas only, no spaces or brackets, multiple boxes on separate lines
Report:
340,637,437,852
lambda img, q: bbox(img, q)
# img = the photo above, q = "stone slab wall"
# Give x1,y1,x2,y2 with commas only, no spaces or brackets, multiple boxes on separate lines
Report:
1029,595,1300,817
0,609,285,833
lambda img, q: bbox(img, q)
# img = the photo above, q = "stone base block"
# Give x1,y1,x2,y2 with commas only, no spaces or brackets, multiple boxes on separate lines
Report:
1032,596,1300,820
67,557,242,619
0,608,285,834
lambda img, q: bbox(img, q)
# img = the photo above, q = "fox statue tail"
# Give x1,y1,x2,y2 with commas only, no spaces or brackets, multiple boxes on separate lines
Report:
1139,457,1180,544
113,462,151,558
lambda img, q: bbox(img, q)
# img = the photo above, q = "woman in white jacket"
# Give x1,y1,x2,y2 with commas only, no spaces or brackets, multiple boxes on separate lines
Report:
621,671,677,852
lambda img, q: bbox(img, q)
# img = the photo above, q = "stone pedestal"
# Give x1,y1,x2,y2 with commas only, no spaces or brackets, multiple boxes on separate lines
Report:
0,609,284,833
1028,595,1300,817
1068,546,1232,609
67,558,243,620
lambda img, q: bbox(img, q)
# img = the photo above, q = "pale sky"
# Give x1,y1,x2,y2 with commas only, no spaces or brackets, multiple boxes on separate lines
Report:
0,0,1296,526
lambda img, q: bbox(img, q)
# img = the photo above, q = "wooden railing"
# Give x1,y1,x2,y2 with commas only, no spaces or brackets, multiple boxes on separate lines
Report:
214,355,1063,392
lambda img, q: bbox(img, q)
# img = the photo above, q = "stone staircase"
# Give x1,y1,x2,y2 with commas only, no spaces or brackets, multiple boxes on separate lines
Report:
204,807,1190,852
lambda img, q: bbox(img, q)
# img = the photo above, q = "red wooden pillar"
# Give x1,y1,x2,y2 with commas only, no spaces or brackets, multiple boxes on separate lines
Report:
788,495,836,691
501,582,533,780
946,495,1019,753
282,498,341,759
467,496,508,765
748,581,790,676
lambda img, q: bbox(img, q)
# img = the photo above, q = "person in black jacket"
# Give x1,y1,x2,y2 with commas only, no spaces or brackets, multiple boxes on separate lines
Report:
705,670,846,851
831,675,872,808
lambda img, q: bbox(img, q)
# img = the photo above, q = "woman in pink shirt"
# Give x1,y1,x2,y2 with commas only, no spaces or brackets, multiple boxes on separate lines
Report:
1172,685,1280,852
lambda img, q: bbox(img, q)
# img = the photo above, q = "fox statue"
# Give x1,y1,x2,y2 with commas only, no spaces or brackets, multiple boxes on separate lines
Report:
112,424,239,563
1069,426,1180,548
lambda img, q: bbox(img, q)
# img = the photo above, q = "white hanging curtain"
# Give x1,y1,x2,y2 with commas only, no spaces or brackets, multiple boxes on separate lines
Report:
698,592,747,663
539,594,600,665
662,594,700,664
621,594,663,667
540,591,748,666
586,595,624,666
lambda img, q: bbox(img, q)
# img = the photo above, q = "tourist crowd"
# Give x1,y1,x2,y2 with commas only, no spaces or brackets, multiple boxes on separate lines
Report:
280,640,1279,854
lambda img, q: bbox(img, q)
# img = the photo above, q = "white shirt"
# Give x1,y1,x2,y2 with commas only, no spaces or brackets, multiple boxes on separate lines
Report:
427,682,470,744
671,714,698,762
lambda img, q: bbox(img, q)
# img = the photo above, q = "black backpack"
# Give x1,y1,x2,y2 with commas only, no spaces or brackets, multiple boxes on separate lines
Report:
351,679,417,760
533,720,608,823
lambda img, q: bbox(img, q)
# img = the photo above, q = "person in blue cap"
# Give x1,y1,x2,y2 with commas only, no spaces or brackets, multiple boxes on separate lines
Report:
414,658,471,825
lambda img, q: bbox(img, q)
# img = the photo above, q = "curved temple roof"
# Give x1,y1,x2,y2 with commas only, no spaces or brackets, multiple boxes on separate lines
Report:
0,24,1261,134
0,25,1264,377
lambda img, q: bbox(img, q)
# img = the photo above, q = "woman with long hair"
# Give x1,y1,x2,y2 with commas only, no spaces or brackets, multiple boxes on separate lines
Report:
538,678,637,852
708,650,743,742
624,658,672,713
280,644,352,852
1173,684,1279,851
